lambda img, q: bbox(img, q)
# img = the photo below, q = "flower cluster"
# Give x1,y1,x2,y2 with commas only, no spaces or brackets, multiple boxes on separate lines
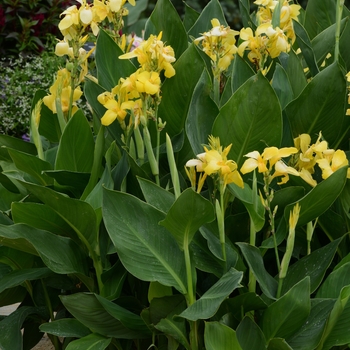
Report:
240,146,299,185
186,135,244,193
98,32,176,127
292,132,350,186
43,68,83,115
194,19,240,77
238,0,300,70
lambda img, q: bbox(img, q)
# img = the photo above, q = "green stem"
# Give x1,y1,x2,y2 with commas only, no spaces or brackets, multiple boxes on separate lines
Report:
277,277,283,299
143,125,159,185
334,0,344,62
41,280,61,350
248,217,257,293
216,192,227,272
213,75,220,106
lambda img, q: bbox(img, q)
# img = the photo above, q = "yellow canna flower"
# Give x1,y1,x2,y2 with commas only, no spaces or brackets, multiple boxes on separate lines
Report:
316,149,349,180
135,70,161,95
186,136,243,192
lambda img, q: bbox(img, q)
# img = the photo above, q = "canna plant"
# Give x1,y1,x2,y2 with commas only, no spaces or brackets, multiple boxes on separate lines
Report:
1,0,350,349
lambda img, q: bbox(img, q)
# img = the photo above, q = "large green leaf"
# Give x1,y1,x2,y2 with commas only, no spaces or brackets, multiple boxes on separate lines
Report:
103,188,187,293
188,0,228,38
286,299,335,350
0,224,88,275
144,0,188,58
285,62,346,147
262,277,310,342
158,43,205,137
65,333,111,350
236,316,266,350
0,306,46,350
186,69,219,155
0,135,37,157
317,262,350,298
95,294,151,335
228,180,265,232
60,293,149,339
95,29,136,91
317,285,350,350
137,176,175,213
293,20,319,77
159,188,215,250
13,180,98,253
212,72,282,167
281,238,342,295
7,149,53,186
179,268,243,321
304,0,336,39
231,54,255,94
183,2,200,32
39,318,91,338
55,110,94,173
236,243,278,299
271,64,294,110
283,166,348,227
12,202,76,240
278,51,307,98
0,267,52,294
204,321,242,350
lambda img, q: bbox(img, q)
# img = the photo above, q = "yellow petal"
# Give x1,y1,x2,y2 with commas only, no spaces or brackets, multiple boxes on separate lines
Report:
240,158,258,174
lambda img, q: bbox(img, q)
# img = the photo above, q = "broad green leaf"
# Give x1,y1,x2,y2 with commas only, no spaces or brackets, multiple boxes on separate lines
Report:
0,224,88,275
158,43,205,137
262,277,310,341
13,181,98,253
12,202,76,239
236,243,278,299
95,29,136,91
279,51,307,98
95,294,151,335
228,180,265,232
317,262,350,298
188,0,228,38
183,2,200,32
224,292,267,319
0,184,22,211
43,170,90,193
271,64,294,110
284,166,348,227
239,0,256,29
0,267,52,294
340,19,350,71
137,176,175,213
144,0,188,58
0,306,45,350
7,149,53,186
65,333,111,350
159,188,215,250
151,295,190,349
285,62,346,147
190,232,225,277
100,261,127,300
60,293,148,339
55,110,94,173
231,54,255,94
293,20,319,77
0,135,37,157
317,285,350,350
287,299,335,350
312,19,347,68
268,338,293,350
39,319,91,338
304,0,336,39
281,238,342,295
205,321,242,350
186,69,219,155
236,316,267,350
103,188,187,294
179,268,243,321
212,72,282,167
199,223,238,269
